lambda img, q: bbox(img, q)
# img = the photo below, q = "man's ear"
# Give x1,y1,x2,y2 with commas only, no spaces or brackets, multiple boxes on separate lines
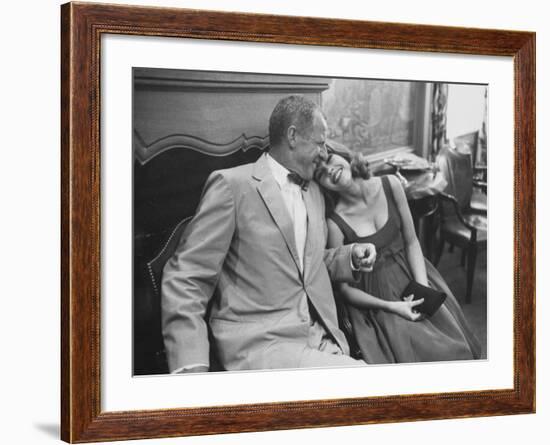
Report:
286,125,297,150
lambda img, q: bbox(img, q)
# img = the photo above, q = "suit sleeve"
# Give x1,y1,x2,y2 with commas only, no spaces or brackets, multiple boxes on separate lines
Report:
323,241,356,283
161,172,236,371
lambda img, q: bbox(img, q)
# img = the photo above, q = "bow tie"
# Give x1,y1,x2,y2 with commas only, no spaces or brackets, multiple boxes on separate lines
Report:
287,171,309,191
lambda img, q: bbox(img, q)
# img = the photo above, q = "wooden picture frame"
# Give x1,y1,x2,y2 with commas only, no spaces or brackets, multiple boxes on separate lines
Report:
61,2,535,442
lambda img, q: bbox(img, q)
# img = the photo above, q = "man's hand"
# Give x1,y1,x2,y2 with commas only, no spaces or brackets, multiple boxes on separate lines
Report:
351,243,376,272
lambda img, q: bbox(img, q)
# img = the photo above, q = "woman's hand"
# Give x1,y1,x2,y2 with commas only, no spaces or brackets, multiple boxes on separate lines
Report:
388,295,425,321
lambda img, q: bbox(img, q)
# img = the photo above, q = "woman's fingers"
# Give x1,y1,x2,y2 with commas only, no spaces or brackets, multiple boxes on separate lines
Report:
397,298,427,321
401,297,425,321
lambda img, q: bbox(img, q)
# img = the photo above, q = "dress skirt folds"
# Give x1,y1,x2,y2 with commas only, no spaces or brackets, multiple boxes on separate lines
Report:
329,176,482,364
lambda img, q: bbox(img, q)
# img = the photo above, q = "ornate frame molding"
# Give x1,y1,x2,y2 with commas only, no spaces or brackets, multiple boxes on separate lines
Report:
61,2,535,442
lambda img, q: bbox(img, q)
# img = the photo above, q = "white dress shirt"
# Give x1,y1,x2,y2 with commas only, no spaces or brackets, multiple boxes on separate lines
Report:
266,154,308,272
266,154,339,354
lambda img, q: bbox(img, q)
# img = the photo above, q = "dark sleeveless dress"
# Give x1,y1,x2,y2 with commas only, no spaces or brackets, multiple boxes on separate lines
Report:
330,176,482,364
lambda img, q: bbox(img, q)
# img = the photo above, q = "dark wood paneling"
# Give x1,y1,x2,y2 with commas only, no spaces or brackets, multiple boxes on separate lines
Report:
134,69,329,164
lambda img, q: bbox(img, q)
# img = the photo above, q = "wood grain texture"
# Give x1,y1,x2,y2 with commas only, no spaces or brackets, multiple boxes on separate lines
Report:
60,2,536,442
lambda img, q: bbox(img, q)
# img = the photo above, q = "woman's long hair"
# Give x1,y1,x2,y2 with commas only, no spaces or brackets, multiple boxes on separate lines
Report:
321,144,371,217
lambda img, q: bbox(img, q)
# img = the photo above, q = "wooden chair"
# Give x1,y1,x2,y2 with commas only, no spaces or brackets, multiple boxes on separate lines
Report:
470,133,488,214
452,131,487,214
433,145,487,303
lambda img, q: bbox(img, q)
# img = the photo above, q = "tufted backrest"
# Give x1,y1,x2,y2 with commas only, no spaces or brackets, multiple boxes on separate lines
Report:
436,144,474,212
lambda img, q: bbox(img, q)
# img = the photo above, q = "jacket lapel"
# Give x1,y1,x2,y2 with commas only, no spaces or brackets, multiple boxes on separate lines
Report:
302,188,318,279
253,155,302,274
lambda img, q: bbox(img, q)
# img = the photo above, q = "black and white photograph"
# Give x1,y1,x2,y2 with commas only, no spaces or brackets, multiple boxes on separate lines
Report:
133,68,488,376
4,0,546,443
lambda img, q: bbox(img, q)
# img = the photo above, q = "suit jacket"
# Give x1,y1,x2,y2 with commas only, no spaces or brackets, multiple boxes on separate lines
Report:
161,154,357,371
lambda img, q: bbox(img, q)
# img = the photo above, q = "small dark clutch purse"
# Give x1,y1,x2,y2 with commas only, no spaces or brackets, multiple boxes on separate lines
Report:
401,281,446,317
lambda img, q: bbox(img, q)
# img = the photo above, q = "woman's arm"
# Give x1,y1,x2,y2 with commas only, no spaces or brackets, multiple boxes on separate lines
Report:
327,218,423,321
387,175,429,286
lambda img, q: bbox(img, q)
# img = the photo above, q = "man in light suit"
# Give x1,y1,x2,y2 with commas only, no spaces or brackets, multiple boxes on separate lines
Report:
162,95,376,373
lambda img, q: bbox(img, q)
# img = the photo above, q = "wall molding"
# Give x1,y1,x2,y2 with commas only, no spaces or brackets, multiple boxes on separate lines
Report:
134,129,269,165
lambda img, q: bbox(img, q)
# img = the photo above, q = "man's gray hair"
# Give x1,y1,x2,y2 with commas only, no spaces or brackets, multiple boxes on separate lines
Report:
268,95,320,148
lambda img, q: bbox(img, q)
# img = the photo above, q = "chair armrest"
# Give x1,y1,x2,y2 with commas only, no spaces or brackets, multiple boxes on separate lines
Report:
439,192,479,233
473,180,487,193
